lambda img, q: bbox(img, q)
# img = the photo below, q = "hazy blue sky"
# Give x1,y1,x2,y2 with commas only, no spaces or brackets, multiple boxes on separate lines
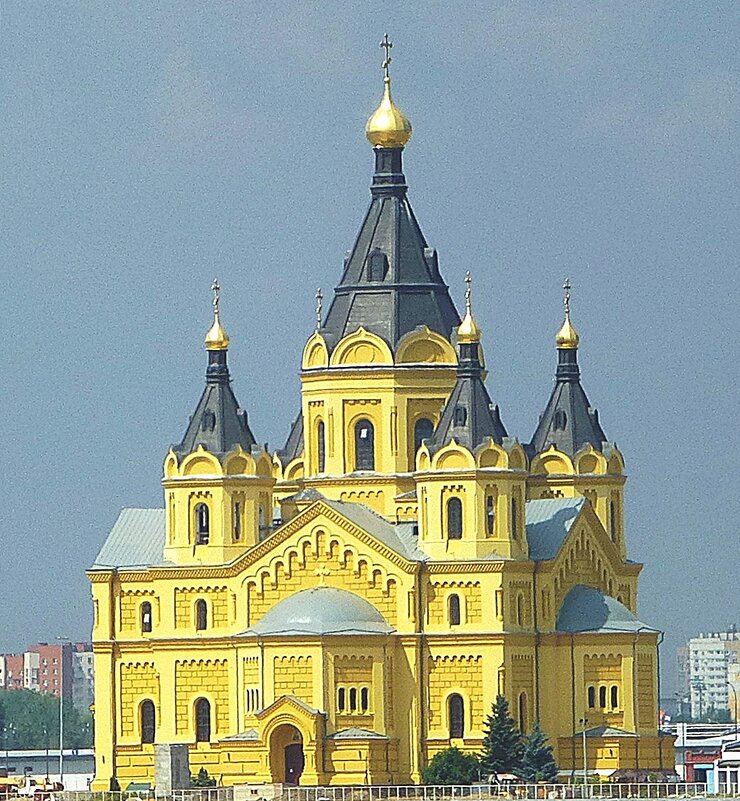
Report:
1,3,738,694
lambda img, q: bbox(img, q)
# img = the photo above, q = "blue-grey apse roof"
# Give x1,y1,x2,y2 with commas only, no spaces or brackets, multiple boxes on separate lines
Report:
91,508,166,569
246,587,394,636
556,585,656,634
525,497,585,561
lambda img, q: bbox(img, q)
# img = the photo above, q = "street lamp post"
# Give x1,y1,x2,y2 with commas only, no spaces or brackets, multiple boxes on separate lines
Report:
727,682,738,738
57,636,69,785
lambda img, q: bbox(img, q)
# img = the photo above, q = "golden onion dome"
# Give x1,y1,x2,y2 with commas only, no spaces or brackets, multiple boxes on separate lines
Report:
205,278,230,351
366,77,412,148
457,271,481,343
555,278,579,349
366,35,412,148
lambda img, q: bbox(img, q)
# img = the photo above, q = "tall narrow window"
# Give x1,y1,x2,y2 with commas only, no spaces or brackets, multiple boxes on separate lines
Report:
360,687,369,713
195,503,210,545
588,686,596,709
258,504,268,541
516,594,524,626
447,497,463,540
414,418,434,454
195,599,207,631
486,495,495,536
354,420,375,471
448,694,464,739
141,700,156,744
349,687,357,713
195,698,211,742
518,692,527,732
599,686,607,709
317,421,326,473
511,497,518,539
366,248,388,282
141,601,152,633
610,500,617,542
233,501,241,541
449,594,461,626
611,685,619,709
337,687,346,712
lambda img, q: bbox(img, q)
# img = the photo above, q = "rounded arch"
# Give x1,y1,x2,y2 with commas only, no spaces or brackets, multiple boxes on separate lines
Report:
432,443,475,471
194,502,210,545
254,451,274,477
506,442,528,470
140,601,153,633
163,451,179,478
416,444,431,472
224,452,250,476
413,417,435,455
395,326,457,365
530,446,574,476
285,459,305,481
446,496,463,540
301,331,329,369
330,327,393,366
181,449,222,477
575,445,607,475
353,417,376,471
194,696,212,742
606,447,626,475
476,440,508,469
267,721,305,785
518,691,528,732
448,593,462,626
140,698,156,744
195,598,208,631
447,692,465,739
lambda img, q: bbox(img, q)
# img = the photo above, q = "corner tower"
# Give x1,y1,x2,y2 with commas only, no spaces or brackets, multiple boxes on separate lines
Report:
527,281,626,557
163,281,274,565
279,37,463,518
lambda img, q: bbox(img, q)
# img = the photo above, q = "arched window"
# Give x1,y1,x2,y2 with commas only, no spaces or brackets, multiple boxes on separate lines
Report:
360,687,369,713
349,687,357,712
195,698,211,743
233,501,241,541
587,686,596,709
447,497,463,540
611,685,619,709
140,699,155,744
195,503,210,545
511,496,518,539
448,694,464,739
258,504,268,541
486,495,495,536
599,686,607,709
610,500,617,542
195,599,207,631
366,248,389,282
354,420,375,471
414,418,434,454
449,594,461,626
518,692,527,732
553,409,567,431
317,421,326,473
337,687,346,712
141,602,152,633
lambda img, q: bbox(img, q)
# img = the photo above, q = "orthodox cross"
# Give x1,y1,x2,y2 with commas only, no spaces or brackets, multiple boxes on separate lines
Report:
212,278,221,317
465,271,472,315
315,288,323,332
563,278,572,317
380,33,392,80
314,566,331,587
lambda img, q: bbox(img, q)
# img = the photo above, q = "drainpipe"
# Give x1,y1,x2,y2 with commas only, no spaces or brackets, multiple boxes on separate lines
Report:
417,562,427,781
570,633,576,780
533,561,541,723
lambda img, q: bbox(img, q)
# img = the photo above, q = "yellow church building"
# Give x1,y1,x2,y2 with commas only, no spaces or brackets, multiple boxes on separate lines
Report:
88,46,674,789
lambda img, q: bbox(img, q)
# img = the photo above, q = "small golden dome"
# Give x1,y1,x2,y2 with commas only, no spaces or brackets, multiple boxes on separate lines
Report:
205,278,230,350
366,77,412,148
555,278,579,349
555,315,579,349
457,271,481,343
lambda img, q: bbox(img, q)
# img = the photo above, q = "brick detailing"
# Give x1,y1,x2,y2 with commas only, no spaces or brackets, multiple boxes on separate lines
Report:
637,653,655,729
174,587,229,629
119,591,155,633
428,581,482,625
428,654,483,732
175,658,229,735
274,655,312,704
120,662,159,737
583,653,624,728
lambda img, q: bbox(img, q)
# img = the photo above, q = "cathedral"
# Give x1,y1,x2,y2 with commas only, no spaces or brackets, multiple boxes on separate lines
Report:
88,44,674,789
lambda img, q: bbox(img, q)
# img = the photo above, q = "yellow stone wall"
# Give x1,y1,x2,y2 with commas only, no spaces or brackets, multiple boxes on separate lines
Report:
120,662,159,739
174,587,229,629
274,655,313,705
174,658,229,736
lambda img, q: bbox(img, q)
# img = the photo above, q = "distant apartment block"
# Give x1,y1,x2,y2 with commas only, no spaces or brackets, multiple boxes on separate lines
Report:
687,630,740,719
0,641,93,711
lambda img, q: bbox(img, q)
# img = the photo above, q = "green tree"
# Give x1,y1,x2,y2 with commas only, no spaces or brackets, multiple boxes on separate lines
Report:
480,695,523,777
422,747,480,785
0,690,92,750
191,768,216,788
520,722,558,782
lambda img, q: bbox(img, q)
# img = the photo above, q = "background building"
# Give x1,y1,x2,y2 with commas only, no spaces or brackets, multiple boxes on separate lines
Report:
687,631,740,720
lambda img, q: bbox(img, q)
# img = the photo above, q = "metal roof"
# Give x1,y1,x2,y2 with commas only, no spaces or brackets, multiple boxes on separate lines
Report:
91,508,165,569
556,585,656,634
525,497,585,561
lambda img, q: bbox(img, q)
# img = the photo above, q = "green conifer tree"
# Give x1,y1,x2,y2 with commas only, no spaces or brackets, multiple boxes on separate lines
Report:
480,695,524,777
520,721,558,782
422,747,481,785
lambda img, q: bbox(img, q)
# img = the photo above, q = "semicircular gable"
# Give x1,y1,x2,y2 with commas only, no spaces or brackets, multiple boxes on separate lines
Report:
329,328,394,367
432,443,475,471
180,450,223,476
531,446,574,476
301,332,329,369
476,441,508,469
396,327,457,365
575,446,607,475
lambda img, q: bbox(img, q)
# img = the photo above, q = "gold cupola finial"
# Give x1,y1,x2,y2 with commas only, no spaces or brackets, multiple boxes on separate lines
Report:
457,271,482,344
366,33,412,149
555,278,580,349
205,277,230,350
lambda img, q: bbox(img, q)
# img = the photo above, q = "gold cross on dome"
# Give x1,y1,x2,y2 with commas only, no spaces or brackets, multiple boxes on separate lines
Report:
314,566,331,587
212,278,221,316
380,33,393,80
465,271,472,314
563,278,572,317
315,287,323,332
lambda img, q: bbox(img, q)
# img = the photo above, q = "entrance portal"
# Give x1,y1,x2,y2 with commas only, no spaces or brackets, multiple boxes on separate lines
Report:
269,724,305,785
